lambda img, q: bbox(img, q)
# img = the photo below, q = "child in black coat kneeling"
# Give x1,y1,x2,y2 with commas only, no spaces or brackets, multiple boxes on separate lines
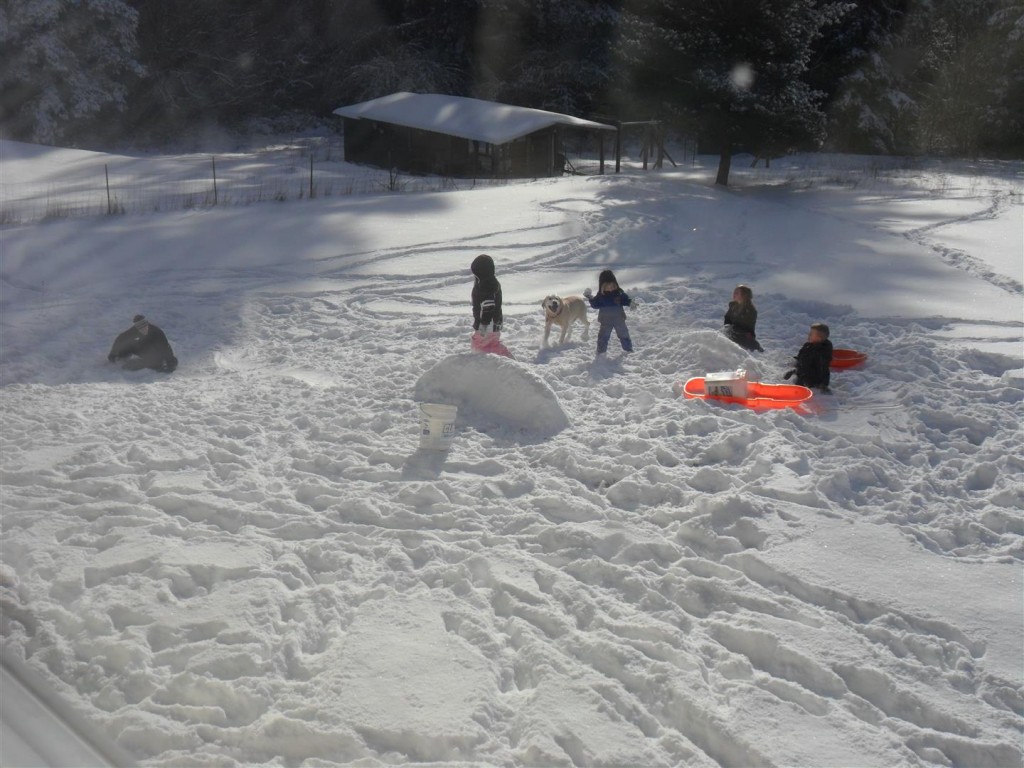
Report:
785,322,832,392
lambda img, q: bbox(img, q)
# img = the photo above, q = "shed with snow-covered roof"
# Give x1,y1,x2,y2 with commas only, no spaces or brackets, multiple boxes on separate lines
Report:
333,92,616,178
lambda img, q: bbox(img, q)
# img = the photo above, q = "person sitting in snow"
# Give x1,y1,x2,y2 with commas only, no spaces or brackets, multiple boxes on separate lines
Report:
108,315,178,373
584,268,633,356
470,254,511,357
784,322,832,392
723,284,763,352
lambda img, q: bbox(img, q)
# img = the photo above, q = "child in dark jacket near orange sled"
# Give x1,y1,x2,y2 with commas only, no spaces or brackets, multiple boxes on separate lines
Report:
785,322,833,392
584,269,633,356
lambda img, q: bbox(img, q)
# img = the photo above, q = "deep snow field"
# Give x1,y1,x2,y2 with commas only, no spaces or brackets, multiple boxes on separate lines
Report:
1,140,1022,767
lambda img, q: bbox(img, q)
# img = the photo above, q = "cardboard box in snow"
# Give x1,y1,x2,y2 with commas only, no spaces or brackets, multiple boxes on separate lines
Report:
704,369,748,399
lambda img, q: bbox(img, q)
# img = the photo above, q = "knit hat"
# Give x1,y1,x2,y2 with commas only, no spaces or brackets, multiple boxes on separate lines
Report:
133,315,148,331
598,269,618,289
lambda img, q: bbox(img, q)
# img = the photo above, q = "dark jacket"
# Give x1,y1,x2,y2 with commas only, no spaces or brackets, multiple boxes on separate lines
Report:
471,254,502,332
724,301,757,335
724,301,763,351
588,268,632,322
794,340,832,389
108,322,177,372
588,288,632,322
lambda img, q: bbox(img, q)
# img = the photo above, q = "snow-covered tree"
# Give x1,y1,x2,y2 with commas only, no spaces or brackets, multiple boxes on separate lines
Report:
824,0,1022,156
916,0,1024,155
339,44,464,102
473,0,619,115
617,0,849,185
0,0,143,143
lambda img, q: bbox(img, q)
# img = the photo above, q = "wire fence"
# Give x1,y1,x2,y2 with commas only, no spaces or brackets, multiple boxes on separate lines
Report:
0,137,524,226
0,131,697,226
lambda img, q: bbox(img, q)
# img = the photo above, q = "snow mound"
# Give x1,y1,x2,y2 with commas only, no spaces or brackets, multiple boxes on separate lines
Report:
682,329,762,375
414,353,569,436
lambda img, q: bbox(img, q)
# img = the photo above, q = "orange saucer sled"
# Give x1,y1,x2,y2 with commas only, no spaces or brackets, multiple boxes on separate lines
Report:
830,349,867,369
676,377,814,411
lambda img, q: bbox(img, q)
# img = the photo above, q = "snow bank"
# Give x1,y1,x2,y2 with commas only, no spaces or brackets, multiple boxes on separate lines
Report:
1,144,1021,768
414,353,569,436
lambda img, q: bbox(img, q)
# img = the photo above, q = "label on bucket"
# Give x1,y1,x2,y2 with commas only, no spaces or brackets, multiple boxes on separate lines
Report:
705,369,748,399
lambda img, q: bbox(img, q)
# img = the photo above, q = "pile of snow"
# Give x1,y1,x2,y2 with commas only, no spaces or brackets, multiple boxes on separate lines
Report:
414,353,569,437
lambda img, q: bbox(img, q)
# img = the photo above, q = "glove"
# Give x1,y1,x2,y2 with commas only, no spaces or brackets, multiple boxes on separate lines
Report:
583,288,592,299
783,369,795,380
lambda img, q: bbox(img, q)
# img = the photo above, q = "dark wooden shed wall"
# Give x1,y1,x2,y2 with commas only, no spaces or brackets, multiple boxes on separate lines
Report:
342,118,566,178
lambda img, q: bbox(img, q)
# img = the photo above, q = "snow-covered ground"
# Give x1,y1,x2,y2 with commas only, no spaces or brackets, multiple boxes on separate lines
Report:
1,141,1022,767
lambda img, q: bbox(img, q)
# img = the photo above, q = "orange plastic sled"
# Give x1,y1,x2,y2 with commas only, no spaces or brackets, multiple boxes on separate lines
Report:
830,348,867,369
677,377,814,410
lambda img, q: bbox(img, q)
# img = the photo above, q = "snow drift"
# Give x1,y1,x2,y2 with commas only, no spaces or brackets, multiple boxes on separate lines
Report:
414,352,570,437
1,142,1021,767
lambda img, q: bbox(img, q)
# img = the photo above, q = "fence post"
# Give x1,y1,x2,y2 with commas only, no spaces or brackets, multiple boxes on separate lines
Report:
105,164,112,214
615,122,622,174
309,154,314,198
211,156,218,205
599,131,605,174
655,122,665,169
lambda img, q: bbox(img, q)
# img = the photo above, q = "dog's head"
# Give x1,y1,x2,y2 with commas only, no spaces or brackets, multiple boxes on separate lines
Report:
541,295,562,317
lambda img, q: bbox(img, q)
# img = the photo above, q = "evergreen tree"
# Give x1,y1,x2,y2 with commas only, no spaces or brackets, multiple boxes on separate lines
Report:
915,0,1023,156
824,0,1021,156
982,2,1024,156
473,0,619,114
618,0,848,184
0,0,143,143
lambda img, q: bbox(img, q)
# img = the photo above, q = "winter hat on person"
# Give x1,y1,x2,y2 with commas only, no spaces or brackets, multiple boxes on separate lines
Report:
133,315,149,331
471,254,496,280
471,254,499,293
598,269,618,290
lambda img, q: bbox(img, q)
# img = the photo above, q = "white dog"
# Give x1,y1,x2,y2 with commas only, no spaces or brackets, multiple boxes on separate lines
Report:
541,294,590,347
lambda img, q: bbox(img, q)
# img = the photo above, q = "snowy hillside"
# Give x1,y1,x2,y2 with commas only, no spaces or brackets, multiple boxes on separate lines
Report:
1,144,1022,767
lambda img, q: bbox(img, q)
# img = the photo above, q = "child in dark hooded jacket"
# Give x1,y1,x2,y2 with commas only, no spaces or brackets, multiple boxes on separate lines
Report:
785,322,833,392
584,268,633,355
470,254,502,334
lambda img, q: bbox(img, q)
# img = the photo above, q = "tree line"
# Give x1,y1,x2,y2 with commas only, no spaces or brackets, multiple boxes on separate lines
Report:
2,0,1021,174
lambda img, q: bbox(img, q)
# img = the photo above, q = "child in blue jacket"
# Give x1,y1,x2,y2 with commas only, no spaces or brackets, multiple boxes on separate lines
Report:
584,269,633,355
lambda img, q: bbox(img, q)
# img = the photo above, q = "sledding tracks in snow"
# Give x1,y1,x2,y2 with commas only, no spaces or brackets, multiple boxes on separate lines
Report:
1,152,1021,767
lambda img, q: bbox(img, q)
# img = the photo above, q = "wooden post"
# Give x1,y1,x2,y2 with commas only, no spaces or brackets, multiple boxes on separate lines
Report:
655,122,665,169
615,122,622,173
599,131,605,174
211,156,218,205
105,164,112,214
309,154,314,197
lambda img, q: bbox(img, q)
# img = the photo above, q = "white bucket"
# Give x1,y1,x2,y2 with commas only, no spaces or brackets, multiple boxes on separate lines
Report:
705,369,748,399
419,403,458,450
